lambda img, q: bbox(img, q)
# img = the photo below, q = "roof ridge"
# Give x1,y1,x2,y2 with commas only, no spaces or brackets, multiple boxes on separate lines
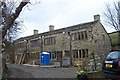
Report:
14,21,98,41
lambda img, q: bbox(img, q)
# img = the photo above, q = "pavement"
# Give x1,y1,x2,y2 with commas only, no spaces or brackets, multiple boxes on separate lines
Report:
22,64,62,68
7,64,79,78
6,64,105,79
7,64,34,78
23,64,39,67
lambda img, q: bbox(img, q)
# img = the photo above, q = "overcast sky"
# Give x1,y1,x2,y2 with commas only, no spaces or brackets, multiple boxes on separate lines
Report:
19,0,119,38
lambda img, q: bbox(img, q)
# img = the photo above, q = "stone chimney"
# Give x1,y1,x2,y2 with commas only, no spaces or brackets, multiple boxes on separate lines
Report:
33,29,38,35
49,25,54,31
94,14,100,22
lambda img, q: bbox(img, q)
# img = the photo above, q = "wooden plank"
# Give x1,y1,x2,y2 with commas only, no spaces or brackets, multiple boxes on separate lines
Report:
21,53,26,64
18,53,23,64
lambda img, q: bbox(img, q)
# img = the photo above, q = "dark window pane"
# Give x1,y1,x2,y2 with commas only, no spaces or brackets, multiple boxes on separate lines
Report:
60,51,62,58
76,50,78,58
79,50,81,58
84,31,88,39
50,53,51,59
73,50,76,58
82,49,85,58
52,53,54,59
31,39,40,47
86,49,88,57
81,32,84,39
44,37,56,45
76,33,79,40
65,50,69,56
73,50,78,58
78,32,81,40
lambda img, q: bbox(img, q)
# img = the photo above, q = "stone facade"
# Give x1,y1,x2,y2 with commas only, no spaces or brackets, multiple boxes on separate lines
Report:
14,14,111,69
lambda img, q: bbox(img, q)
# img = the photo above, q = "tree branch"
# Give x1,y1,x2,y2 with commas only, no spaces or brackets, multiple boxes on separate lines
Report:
105,3,119,31
2,0,30,39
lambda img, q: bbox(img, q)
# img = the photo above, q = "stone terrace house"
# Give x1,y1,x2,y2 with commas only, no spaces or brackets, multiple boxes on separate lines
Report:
14,14,111,68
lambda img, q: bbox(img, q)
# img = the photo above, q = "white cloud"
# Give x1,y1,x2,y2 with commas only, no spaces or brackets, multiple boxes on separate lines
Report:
19,0,119,38
20,22,40,37
46,13,67,29
41,0,58,3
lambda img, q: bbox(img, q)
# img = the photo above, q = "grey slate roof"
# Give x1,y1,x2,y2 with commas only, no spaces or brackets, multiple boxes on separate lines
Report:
14,21,98,42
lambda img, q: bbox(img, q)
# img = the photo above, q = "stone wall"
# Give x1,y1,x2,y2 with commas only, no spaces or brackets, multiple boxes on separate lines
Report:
14,17,111,69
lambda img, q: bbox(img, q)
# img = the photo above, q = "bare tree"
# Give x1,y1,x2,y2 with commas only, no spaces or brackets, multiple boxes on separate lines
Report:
1,1,21,40
1,0,30,39
104,1,120,49
0,0,30,78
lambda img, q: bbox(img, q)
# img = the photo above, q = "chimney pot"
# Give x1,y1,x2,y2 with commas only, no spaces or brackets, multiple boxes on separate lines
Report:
34,29,38,35
49,25,54,31
94,14,100,22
